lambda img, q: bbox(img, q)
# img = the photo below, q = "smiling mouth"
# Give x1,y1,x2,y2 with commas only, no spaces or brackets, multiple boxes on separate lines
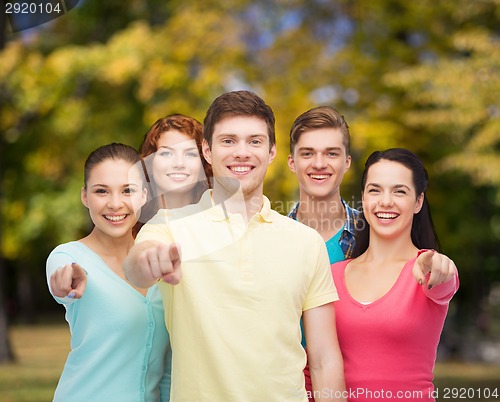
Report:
309,174,331,180
104,214,127,222
375,212,399,220
167,173,190,181
229,166,253,174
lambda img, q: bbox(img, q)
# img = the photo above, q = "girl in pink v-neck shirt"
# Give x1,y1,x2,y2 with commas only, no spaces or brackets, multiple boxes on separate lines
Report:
331,149,459,402
333,255,458,401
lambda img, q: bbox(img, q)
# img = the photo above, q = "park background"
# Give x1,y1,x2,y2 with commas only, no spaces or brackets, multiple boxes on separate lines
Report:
0,0,499,400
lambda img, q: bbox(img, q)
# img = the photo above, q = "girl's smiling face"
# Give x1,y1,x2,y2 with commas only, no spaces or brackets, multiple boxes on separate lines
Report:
362,159,424,241
151,130,204,195
81,158,146,238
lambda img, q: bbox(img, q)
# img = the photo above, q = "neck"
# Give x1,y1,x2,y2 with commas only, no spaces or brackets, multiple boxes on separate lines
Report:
297,190,345,237
158,191,195,209
212,181,264,224
362,231,418,263
81,229,135,260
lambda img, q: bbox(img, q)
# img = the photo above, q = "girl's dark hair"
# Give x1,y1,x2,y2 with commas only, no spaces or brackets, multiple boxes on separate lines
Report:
352,148,440,257
84,143,141,189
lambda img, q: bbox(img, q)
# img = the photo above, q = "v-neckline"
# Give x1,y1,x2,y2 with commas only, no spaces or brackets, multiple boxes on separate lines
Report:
341,258,414,308
75,241,152,299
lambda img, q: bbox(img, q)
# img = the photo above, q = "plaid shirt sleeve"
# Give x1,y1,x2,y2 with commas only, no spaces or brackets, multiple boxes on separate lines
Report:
339,199,360,259
287,202,299,220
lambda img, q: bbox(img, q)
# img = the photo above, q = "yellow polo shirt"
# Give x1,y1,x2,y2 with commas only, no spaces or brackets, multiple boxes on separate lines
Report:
136,190,338,402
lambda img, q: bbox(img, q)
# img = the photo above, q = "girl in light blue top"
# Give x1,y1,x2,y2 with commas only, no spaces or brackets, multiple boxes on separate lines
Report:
46,143,171,402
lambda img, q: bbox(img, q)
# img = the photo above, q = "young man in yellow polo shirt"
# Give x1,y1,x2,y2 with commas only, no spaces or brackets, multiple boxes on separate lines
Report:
125,91,347,402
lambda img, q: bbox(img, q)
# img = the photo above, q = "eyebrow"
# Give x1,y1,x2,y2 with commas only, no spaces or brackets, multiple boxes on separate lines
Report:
158,145,198,151
217,133,267,139
91,183,140,188
367,183,412,190
297,146,342,152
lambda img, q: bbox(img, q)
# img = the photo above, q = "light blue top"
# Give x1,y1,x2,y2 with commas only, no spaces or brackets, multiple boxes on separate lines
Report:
46,241,171,402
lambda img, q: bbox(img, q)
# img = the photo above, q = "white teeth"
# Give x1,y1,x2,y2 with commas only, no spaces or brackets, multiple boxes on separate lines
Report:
310,174,330,180
231,166,251,173
105,215,126,222
376,212,398,219
168,173,189,180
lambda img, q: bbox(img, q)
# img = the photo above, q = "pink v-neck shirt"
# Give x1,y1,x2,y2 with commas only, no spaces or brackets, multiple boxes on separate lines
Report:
332,255,459,402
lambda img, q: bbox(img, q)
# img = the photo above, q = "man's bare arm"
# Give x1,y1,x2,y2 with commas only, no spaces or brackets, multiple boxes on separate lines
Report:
303,302,347,402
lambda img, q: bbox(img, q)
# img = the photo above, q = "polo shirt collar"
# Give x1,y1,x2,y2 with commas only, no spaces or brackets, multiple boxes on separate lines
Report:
257,196,273,223
205,190,273,223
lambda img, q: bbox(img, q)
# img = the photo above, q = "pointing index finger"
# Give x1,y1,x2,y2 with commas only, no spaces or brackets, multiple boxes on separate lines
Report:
417,249,434,273
413,249,434,286
169,243,181,264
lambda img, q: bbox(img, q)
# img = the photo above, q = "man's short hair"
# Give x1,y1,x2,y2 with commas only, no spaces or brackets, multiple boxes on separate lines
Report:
203,90,276,150
289,106,350,155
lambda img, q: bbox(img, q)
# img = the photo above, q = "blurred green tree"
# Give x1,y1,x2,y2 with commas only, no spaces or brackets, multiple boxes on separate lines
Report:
0,0,15,363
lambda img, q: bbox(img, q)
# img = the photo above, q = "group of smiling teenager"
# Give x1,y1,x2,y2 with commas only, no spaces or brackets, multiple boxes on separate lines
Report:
46,90,459,402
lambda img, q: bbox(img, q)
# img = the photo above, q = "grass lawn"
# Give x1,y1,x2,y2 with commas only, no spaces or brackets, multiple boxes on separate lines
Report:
1,324,499,401
0,324,70,402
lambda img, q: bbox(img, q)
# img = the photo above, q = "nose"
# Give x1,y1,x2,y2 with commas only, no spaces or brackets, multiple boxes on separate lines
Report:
232,141,251,159
312,153,327,169
172,153,186,169
107,193,124,209
379,191,394,207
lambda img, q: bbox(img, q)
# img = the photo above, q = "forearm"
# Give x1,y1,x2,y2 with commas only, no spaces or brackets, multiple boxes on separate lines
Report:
304,303,347,402
124,241,159,288
309,354,347,402
424,270,459,305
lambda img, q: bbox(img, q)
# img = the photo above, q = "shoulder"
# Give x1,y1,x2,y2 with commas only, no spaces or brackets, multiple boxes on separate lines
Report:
48,241,86,258
46,241,89,278
143,208,169,225
332,259,350,270
330,259,350,287
331,259,350,278
167,202,210,221
270,211,326,247
148,191,213,223
272,210,321,233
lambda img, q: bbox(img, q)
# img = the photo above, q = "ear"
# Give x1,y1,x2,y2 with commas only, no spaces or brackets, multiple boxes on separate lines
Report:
287,154,296,173
202,139,212,166
414,193,424,214
81,187,89,208
141,187,148,206
267,143,277,165
344,155,352,173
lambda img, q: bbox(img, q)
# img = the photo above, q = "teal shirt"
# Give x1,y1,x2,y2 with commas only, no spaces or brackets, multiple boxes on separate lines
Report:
288,200,359,348
46,242,171,402
325,228,345,264
287,199,359,261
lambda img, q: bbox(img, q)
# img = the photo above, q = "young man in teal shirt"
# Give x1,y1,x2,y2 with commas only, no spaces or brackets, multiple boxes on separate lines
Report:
287,106,458,401
287,106,358,264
